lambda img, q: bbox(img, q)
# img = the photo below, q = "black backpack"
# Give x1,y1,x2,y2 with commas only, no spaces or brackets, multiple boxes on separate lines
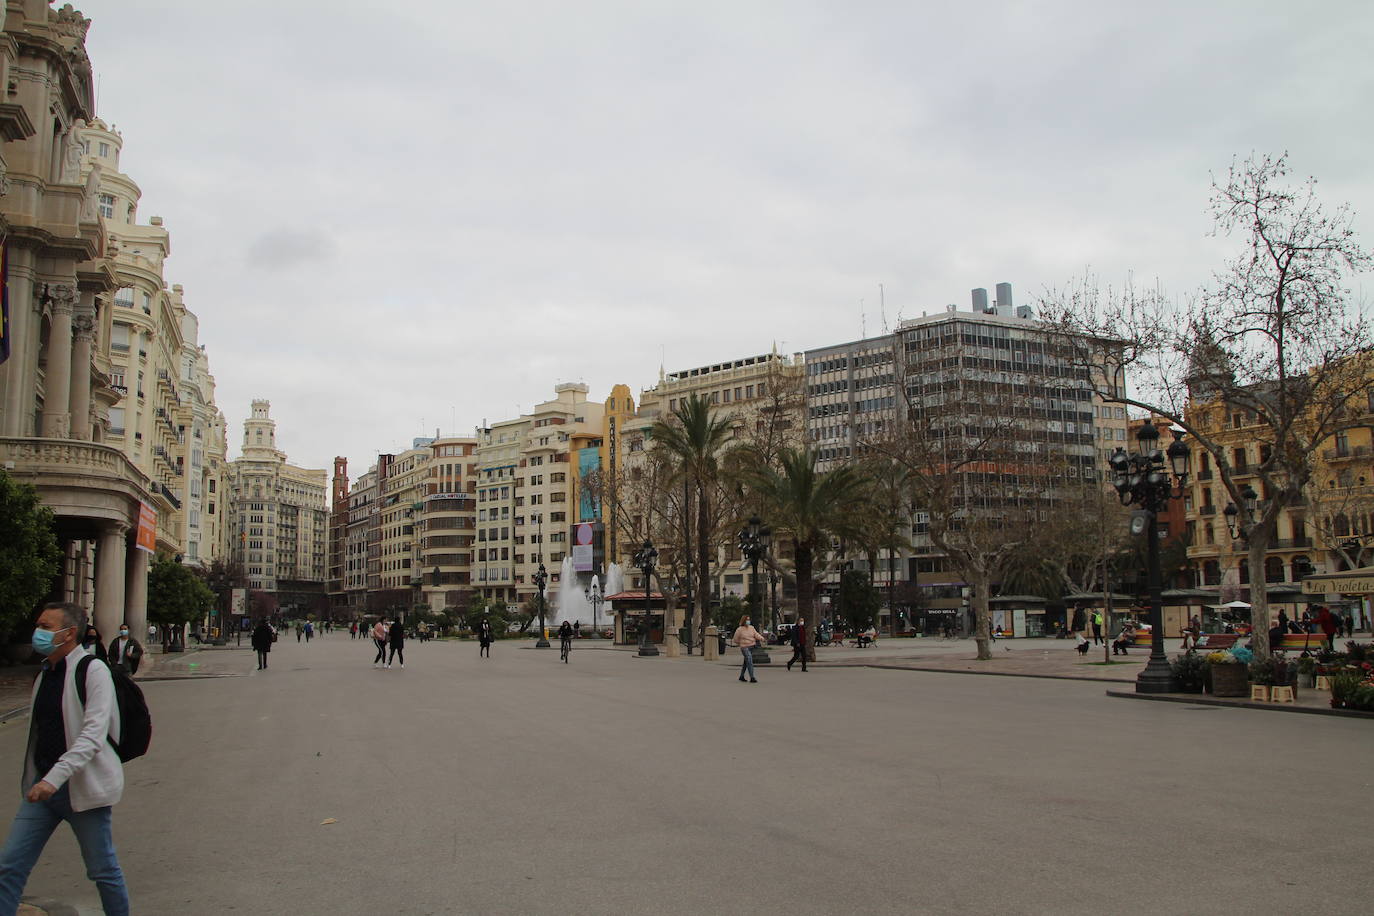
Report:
75,654,152,762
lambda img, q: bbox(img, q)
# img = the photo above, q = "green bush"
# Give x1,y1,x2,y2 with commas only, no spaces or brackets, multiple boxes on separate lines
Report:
1329,670,1365,709
1171,651,1207,693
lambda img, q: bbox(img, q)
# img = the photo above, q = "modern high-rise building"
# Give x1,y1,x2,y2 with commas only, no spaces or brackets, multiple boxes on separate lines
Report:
804,286,1129,632
226,401,328,611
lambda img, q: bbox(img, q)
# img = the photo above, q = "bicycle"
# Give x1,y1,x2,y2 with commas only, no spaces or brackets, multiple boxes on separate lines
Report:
560,638,572,663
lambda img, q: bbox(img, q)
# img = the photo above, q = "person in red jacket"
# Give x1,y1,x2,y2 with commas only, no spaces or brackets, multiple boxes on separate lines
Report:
1315,606,1339,650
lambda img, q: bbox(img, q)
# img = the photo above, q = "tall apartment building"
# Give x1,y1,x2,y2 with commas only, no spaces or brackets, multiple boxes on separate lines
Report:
226,401,328,610
804,285,1129,631
373,439,432,613
78,117,227,564
420,435,478,610
343,464,378,615
327,456,349,616
615,351,806,600
473,383,606,609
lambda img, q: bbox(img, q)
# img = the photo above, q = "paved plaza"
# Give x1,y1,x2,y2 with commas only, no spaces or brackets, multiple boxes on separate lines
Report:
0,635,1369,915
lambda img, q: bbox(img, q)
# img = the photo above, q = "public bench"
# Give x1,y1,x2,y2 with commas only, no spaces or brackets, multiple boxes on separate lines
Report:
1275,632,1328,653
1191,634,1239,652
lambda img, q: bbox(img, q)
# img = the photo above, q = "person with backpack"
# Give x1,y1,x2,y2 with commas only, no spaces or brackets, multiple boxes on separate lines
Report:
0,602,131,914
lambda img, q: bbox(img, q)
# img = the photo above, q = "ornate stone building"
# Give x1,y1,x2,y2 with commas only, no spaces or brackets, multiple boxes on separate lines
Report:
0,2,157,641
225,400,328,611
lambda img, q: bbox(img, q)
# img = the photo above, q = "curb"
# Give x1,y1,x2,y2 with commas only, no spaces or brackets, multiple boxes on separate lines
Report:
1105,689,1374,719
819,662,1137,684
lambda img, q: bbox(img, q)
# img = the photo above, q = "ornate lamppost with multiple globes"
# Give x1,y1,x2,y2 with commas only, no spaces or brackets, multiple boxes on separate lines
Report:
584,579,605,639
632,539,659,656
1108,422,1191,693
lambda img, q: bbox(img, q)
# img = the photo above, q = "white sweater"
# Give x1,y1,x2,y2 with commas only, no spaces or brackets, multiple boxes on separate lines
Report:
22,646,124,812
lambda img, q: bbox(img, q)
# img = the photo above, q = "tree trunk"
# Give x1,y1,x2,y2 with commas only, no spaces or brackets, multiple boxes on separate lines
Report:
1248,534,1273,658
681,477,695,652
796,542,817,662
972,569,992,660
695,479,712,653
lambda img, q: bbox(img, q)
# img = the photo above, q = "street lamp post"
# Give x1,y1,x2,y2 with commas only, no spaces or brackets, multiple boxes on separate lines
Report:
632,539,659,656
737,517,772,664
533,562,550,648
1108,422,1191,694
585,580,605,638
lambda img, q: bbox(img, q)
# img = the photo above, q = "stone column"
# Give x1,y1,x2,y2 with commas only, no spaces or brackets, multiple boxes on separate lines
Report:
124,545,149,647
67,304,95,440
0,263,35,436
40,285,76,439
94,523,129,644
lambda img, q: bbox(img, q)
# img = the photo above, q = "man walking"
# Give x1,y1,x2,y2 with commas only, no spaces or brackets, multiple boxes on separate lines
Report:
106,624,143,676
0,603,129,914
251,619,274,670
786,619,808,672
1091,611,1104,646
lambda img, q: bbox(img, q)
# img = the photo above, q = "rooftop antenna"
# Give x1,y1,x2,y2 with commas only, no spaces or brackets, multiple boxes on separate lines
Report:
860,298,866,338
879,283,889,332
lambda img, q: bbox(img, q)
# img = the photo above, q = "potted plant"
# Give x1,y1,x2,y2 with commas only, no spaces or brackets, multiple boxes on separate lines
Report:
1297,656,1316,688
1207,651,1249,697
1248,657,1280,700
1170,651,1207,693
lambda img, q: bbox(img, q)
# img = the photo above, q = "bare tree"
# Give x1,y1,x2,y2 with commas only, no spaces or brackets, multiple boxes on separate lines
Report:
1043,154,1373,657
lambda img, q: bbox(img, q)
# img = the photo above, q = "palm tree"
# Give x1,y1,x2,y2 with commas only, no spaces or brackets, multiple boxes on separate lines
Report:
650,393,736,651
738,447,874,656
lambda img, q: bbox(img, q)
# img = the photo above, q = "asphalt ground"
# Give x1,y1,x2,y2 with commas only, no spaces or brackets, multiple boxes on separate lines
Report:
0,635,1369,915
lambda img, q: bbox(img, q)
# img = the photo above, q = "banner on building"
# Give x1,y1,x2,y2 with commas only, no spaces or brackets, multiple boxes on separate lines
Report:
572,522,596,572
577,446,601,521
135,501,157,553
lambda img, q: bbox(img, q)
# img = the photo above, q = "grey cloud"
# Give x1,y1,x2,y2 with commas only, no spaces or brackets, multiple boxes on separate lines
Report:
244,229,337,272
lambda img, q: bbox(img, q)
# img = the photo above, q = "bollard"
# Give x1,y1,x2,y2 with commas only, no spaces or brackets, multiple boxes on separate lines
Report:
703,626,719,661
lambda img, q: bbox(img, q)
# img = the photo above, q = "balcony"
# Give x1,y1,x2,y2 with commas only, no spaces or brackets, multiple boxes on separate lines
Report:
1199,505,1216,516
0,437,161,527
1323,445,1370,461
1197,469,1213,480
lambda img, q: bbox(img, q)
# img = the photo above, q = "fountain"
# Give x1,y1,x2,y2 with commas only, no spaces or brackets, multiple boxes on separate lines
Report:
556,556,592,625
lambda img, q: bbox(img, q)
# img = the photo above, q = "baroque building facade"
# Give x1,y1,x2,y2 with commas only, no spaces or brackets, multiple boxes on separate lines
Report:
0,2,151,641
226,400,328,611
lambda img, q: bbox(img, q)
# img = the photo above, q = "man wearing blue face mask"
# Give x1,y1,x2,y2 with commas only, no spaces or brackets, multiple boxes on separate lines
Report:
0,602,128,915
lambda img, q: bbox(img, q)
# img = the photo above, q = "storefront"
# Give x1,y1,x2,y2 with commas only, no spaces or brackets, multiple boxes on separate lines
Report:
989,596,1048,637
1301,567,1374,630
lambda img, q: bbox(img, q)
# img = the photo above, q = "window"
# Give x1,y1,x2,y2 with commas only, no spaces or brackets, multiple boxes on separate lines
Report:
98,142,110,157
98,194,114,219
113,288,135,309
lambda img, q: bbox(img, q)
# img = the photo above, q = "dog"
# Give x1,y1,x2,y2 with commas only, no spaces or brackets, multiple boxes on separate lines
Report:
1075,640,1090,656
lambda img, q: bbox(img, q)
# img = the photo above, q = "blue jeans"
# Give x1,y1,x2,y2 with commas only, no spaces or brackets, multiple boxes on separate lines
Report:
739,647,756,680
0,785,128,916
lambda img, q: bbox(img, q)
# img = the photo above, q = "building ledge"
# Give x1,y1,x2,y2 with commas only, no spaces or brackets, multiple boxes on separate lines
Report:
0,102,35,141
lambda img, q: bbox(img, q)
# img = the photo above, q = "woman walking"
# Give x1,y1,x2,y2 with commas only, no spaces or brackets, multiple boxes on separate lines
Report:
476,614,494,659
371,619,388,668
732,614,763,683
387,620,405,669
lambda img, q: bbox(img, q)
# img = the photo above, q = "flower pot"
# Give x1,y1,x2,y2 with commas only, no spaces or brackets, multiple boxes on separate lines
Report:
1209,663,1249,697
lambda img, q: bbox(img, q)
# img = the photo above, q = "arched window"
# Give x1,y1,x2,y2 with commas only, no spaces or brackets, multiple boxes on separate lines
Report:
1264,556,1284,583
1203,560,1221,586
1291,556,1312,581
1334,513,1350,537
1239,559,1250,585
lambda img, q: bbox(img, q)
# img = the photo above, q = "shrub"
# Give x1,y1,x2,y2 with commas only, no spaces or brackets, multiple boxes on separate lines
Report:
1171,652,1207,693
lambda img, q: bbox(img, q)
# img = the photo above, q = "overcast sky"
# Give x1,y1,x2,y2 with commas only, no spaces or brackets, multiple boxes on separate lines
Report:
80,1,1374,477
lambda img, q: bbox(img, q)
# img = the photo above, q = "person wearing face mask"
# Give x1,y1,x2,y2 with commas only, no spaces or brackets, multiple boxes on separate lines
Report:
732,614,764,683
81,624,106,663
0,603,128,914
106,625,143,676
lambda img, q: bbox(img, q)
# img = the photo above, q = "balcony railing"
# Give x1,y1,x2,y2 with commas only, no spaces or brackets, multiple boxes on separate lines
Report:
1199,505,1216,515
1323,445,1370,461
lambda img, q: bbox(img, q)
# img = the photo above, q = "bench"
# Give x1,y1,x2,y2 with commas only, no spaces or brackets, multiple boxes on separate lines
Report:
1192,634,1239,652
1275,632,1328,652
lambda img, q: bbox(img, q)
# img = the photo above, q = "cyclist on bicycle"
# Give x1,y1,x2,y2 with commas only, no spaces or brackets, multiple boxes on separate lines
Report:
558,620,574,660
